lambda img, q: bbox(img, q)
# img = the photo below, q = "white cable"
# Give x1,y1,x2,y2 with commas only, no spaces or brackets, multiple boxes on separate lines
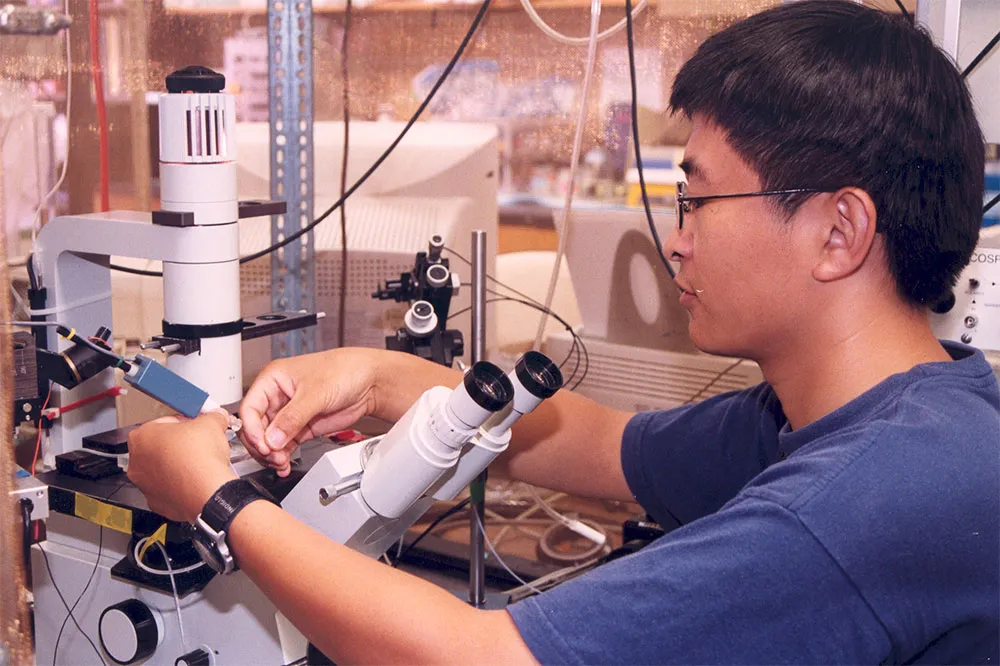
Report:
472,510,545,597
519,0,648,45
27,289,111,316
133,538,206,576
153,542,188,651
526,485,606,546
538,519,608,563
531,0,602,351
31,0,72,242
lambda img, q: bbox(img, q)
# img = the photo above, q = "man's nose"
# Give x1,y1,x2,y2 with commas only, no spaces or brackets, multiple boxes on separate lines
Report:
662,222,690,261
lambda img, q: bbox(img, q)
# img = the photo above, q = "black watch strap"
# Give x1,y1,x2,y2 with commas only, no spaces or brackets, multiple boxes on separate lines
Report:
199,478,275,533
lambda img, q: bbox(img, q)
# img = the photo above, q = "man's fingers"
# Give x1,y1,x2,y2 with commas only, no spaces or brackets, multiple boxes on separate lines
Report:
266,390,327,451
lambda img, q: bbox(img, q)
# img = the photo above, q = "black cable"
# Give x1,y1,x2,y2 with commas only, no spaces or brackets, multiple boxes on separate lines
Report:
3,320,129,370
962,28,1000,79
41,530,106,666
51,480,126,666
391,497,471,567
443,245,555,313
20,499,33,584
682,358,744,405
984,192,1000,215
625,0,675,282
448,294,588,388
485,290,585,384
242,0,489,264
107,0,492,279
338,0,352,348
105,262,160,277
893,0,912,24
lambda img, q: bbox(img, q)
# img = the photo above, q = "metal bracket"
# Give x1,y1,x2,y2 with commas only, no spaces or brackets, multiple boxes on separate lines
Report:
268,0,316,359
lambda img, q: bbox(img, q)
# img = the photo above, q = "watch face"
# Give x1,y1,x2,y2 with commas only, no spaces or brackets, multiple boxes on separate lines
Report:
192,532,228,575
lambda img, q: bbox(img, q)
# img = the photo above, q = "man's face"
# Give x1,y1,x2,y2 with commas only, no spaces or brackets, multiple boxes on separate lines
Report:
665,115,814,361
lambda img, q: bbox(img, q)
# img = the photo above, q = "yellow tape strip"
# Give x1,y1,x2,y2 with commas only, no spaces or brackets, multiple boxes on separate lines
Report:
75,494,133,534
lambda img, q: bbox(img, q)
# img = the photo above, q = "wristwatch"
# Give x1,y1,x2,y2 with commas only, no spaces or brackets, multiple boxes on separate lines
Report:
191,478,275,575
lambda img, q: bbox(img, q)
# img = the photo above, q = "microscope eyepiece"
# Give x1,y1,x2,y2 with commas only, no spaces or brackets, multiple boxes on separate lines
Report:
426,264,450,287
463,361,514,413
428,235,445,260
413,301,433,318
514,351,563,399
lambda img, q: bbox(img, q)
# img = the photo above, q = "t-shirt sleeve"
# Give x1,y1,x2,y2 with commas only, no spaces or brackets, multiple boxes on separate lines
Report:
621,383,784,526
507,497,891,665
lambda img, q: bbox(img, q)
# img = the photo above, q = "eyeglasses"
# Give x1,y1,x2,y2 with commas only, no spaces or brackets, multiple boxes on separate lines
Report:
674,181,823,230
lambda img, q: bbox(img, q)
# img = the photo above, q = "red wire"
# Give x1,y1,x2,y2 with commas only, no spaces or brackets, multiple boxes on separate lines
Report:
89,0,110,212
53,385,123,416
32,384,53,476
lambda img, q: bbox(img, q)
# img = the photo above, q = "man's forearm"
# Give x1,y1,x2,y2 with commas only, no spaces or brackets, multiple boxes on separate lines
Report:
228,500,536,664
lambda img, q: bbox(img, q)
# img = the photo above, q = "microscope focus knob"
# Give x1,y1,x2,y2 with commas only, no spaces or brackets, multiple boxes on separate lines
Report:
404,300,438,337
98,599,163,664
176,646,215,666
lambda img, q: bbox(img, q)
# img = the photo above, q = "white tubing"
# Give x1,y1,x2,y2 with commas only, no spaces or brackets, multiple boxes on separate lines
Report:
532,0,603,350
519,0,647,45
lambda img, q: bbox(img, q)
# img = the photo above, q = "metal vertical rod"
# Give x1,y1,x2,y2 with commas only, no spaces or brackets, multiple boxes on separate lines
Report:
469,230,487,607
268,0,316,360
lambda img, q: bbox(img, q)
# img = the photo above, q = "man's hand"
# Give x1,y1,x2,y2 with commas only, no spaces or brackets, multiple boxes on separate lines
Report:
127,411,237,522
239,348,379,477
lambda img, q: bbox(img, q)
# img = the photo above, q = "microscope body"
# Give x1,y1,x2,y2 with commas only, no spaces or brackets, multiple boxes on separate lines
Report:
283,352,562,560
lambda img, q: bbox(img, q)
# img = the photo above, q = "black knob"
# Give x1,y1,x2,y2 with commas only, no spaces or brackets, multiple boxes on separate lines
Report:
929,291,956,314
969,278,981,290
176,646,213,666
961,333,973,344
98,599,160,664
166,66,225,94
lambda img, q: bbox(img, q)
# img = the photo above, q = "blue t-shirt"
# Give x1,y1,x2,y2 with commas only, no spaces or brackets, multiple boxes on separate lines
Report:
508,342,1000,664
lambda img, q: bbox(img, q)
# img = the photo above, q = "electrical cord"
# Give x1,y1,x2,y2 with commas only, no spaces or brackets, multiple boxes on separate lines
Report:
682,358,745,405
133,537,206,576
50,480,128,666
32,382,53,475
984,192,1000,215
472,509,544,595
153,542,189,651
442,245,589,387
962,28,1000,79
531,0,602,352
537,519,608,563
893,0,912,25
338,0,353,349
390,497,471,567
108,0,492,279
1,320,130,370
626,0,675,282
37,525,107,666
519,0,647,45
446,295,588,389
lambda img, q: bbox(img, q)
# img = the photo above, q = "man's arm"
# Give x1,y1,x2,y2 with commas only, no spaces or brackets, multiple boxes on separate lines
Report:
227,500,537,665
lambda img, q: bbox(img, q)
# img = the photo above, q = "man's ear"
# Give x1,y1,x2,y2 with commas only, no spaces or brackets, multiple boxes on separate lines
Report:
812,187,877,283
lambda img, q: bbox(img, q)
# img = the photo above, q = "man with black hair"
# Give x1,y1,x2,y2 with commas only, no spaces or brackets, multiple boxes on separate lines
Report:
128,1,999,663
